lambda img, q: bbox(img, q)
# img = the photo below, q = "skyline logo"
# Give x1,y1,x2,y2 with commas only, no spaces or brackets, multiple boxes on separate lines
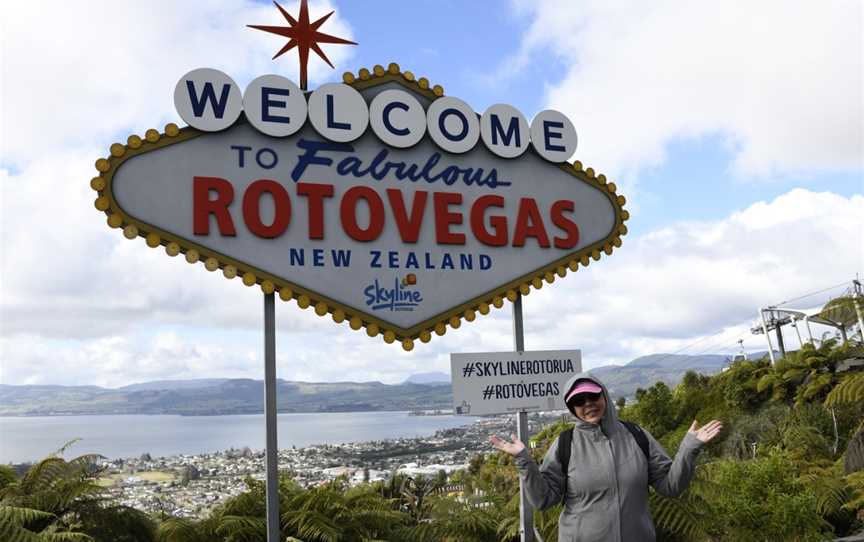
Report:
364,277,423,312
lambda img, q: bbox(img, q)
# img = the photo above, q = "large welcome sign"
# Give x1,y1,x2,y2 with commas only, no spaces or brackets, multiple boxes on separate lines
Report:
90,64,628,350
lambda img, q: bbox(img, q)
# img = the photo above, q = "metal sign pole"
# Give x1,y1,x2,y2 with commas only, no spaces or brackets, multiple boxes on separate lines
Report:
264,292,280,542
513,293,535,542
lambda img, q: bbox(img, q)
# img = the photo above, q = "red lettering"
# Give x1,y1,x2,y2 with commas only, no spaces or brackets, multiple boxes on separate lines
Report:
297,182,334,239
193,176,236,236
242,179,291,238
470,195,507,246
341,186,385,241
433,192,465,245
551,200,580,249
387,189,427,243
512,198,550,248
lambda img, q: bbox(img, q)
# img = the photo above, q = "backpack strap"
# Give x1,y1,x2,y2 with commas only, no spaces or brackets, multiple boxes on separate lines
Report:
556,428,573,502
620,420,650,461
556,421,650,503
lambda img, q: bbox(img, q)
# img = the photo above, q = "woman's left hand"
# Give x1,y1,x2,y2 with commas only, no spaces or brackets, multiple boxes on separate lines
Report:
688,419,723,443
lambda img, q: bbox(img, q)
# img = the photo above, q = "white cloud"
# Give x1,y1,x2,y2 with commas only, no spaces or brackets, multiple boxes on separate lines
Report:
508,0,863,178
0,1,356,166
0,331,261,388
2,178,860,386
517,188,863,367
0,2,861,389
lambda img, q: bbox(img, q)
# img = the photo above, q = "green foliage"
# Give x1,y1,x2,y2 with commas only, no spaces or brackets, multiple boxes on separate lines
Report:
673,371,711,423
627,382,678,438
0,465,18,492
649,491,708,541
714,358,773,411
0,452,156,542
720,404,787,459
469,452,520,499
706,453,831,541
844,471,864,517
827,372,864,407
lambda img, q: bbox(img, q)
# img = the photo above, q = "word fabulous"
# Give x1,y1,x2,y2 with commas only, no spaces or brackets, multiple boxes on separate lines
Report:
174,68,578,163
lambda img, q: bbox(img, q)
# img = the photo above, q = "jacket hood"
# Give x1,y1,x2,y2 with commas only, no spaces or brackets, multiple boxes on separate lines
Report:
562,372,620,435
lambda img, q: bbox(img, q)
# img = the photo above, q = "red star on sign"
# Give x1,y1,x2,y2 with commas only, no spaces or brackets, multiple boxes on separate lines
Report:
248,0,357,90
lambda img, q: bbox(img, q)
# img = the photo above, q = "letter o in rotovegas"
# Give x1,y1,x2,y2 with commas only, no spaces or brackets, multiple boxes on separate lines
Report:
174,68,243,132
242,75,308,137
530,109,578,162
308,83,369,142
481,104,530,158
426,96,480,154
368,89,426,148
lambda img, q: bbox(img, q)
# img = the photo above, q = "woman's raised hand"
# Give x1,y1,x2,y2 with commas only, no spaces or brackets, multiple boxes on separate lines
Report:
688,419,723,443
489,434,526,456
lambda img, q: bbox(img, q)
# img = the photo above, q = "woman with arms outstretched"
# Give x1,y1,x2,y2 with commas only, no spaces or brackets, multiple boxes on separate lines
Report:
490,373,722,542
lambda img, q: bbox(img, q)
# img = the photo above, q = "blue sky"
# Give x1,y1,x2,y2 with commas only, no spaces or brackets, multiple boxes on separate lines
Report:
1,1,861,387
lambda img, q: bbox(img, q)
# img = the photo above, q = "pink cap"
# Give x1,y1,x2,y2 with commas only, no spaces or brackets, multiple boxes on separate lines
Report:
565,380,603,403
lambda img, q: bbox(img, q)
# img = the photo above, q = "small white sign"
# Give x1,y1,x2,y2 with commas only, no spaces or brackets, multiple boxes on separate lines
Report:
451,349,582,416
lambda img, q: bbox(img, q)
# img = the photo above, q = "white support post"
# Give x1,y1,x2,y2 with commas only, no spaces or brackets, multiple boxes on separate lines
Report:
759,309,776,365
852,293,864,343
791,316,803,348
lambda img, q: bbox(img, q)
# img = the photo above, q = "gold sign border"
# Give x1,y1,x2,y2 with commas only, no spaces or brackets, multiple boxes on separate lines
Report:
89,62,629,351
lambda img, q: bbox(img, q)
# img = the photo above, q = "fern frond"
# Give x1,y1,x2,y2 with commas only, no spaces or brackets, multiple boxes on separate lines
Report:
39,533,94,542
215,515,266,539
0,521,41,542
756,374,779,393
156,516,203,542
282,509,340,542
826,373,864,406
0,505,55,525
648,492,707,539
799,471,851,515
842,470,864,514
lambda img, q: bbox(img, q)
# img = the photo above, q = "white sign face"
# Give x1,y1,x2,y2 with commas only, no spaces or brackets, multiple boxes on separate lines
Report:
451,350,582,416
94,69,628,349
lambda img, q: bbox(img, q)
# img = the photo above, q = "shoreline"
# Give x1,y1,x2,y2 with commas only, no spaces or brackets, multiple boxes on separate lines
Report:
0,407,455,418
0,410,482,465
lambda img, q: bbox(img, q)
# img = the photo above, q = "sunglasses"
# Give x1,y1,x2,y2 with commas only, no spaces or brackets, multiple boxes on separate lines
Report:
568,392,603,407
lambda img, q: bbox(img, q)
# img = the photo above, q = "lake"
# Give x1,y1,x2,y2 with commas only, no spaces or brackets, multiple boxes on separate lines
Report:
0,411,477,463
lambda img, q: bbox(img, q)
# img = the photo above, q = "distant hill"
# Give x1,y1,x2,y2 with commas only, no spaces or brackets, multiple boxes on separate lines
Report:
403,372,450,384
119,379,230,392
591,354,728,400
592,352,772,400
0,379,452,417
0,351,770,416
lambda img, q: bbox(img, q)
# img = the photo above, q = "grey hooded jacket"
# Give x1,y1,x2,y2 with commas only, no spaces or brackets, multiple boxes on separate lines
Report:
514,372,704,542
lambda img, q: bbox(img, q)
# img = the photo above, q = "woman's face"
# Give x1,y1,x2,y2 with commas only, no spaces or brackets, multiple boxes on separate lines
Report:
572,392,606,425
